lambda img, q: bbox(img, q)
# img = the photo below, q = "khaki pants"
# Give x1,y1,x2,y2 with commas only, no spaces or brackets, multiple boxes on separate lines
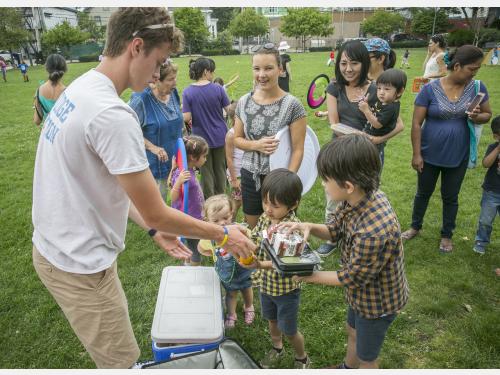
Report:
32,247,140,368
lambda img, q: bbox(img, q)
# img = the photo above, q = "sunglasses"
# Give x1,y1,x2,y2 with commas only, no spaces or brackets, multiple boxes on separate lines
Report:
262,43,275,50
132,23,174,37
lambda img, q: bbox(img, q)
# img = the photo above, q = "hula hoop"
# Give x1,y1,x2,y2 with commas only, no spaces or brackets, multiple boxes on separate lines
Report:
307,74,330,109
175,138,189,214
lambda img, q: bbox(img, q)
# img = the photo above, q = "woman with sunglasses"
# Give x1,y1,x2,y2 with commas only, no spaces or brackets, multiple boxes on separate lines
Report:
182,57,231,199
129,62,182,201
233,43,307,229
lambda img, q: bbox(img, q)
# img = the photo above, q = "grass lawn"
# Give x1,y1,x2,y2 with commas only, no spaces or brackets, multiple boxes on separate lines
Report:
0,49,499,369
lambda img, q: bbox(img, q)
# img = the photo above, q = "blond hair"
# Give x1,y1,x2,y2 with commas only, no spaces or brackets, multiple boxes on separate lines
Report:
159,62,178,81
103,7,184,58
203,194,235,222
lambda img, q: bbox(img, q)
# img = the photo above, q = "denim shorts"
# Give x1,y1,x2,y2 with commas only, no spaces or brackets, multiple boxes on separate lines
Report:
347,307,397,362
260,289,301,336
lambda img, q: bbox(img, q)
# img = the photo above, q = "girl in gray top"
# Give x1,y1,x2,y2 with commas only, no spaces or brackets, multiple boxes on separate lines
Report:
233,44,307,228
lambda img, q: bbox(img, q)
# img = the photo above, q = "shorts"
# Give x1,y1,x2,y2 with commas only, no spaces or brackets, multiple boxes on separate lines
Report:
185,238,201,263
259,289,301,336
32,246,140,368
240,168,266,216
347,306,397,362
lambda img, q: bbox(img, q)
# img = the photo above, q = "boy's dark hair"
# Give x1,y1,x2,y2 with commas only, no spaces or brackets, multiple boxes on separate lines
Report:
335,41,370,88
184,135,208,160
377,68,407,94
261,168,302,209
317,134,381,195
188,57,215,81
491,116,500,135
103,8,184,58
446,45,483,71
213,77,224,86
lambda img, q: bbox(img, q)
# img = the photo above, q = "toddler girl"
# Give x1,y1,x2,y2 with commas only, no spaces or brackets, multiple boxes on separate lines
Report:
198,194,255,328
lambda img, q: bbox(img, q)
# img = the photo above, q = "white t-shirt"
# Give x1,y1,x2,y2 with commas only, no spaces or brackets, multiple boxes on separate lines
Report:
32,70,149,274
424,53,443,80
226,127,243,178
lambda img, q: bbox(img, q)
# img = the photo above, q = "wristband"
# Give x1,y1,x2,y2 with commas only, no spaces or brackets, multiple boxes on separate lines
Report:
216,226,229,248
148,228,157,237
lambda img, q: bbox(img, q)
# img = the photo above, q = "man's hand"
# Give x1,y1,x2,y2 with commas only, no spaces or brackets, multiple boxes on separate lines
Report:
152,231,192,261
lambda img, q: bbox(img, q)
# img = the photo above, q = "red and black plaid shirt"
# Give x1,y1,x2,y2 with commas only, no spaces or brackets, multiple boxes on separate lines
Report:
327,190,409,319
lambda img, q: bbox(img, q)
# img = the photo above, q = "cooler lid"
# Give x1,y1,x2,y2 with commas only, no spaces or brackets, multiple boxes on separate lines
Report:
151,266,224,344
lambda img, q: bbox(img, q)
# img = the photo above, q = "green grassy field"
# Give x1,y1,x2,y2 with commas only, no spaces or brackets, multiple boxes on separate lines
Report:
0,49,498,369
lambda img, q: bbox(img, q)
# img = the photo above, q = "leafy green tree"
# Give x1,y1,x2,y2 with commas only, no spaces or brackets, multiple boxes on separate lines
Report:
361,9,404,39
42,21,89,58
210,8,237,33
77,11,104,41
210,30,234,51
410,8,451,37
173,8,210,54
0,8,29,61
280,8,333,52
229,8,268,53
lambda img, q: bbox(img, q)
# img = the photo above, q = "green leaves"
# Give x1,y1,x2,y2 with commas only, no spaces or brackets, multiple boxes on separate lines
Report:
361,10,404,40
41,21,89,57
173,8,210,54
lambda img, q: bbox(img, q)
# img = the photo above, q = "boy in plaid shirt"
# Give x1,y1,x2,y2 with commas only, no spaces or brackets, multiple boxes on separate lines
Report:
281,134,409,369
244,168,310,369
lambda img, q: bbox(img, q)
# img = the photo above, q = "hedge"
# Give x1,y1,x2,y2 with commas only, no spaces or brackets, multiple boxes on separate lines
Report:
390,40,428,48
78,54,100,62
309,46,333,52
200,49,240,56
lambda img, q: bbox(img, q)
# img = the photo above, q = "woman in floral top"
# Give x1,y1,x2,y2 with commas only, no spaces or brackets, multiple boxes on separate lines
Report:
233,43,307,228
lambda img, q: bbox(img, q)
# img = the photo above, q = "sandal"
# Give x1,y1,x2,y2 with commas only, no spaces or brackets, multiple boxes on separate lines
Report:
439,238,453,254
243,305,255,325
224,313,237,329
401,228,420,241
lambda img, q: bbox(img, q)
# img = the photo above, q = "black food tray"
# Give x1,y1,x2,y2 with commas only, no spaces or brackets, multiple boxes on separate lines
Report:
261,238,320,276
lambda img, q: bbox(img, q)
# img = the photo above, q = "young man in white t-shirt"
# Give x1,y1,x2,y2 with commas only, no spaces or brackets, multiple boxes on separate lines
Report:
32,7,256,369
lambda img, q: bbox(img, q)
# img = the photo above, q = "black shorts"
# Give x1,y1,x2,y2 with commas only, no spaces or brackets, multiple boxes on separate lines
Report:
240,168,266,216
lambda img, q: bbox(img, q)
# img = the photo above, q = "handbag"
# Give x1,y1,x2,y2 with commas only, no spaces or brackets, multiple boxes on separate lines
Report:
467,80,483,169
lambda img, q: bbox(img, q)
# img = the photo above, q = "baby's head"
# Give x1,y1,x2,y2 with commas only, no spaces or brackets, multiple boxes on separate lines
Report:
261,169,303,222
184,135,209,168
203,194,235,226
376,68,407,104
214,77,224,86
492,116,500,142
226,100,237,124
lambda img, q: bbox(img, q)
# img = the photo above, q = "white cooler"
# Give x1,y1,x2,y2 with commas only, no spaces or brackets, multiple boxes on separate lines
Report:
151,266,224,361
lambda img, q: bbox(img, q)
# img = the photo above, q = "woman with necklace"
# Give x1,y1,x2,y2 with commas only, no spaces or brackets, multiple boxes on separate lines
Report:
402,45,492,253
182,57,231,199
129,62,183,200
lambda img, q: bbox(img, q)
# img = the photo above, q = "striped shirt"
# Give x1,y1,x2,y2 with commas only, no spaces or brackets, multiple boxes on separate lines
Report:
327,190,409,319
251,212,301,296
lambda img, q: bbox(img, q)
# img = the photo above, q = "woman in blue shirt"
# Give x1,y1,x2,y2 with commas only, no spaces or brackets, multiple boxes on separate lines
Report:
129,62,183,200
402,45,492,253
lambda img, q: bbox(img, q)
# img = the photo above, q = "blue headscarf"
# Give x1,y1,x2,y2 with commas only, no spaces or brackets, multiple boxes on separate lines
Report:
364,38,391,55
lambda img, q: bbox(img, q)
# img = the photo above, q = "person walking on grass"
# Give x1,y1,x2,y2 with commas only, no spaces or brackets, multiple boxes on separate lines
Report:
32,7,255,369
401,45,492,253
19,59,29,82
0,57,7,82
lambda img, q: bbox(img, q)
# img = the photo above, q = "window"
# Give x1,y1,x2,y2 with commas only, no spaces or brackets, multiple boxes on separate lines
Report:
94,16,101,25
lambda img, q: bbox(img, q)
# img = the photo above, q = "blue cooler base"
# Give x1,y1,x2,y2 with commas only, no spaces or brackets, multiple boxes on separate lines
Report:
152,340,222,362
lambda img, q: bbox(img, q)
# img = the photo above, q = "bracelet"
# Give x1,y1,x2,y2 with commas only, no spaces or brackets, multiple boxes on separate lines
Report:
216,226,229,248
148,228,157,237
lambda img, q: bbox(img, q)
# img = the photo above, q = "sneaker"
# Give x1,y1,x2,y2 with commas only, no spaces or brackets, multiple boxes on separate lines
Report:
317,242,337,257
473,243,485,255
260,347,284,369
294,355,311,369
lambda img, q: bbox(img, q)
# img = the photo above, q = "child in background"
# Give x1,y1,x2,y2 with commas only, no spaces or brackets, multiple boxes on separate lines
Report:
0,57,7,82
170,135,209,266
279,134,409,369
214,74,240,97
244,168,310,369
225,101,244,221
198,194,255,328
400,49,410,69
473,116,500,255
359,68,407,167
19,60,29,82
327,50,335,66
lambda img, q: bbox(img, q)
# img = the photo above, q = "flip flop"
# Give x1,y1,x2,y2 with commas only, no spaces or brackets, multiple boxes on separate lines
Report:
439,239,453,254
401,229,420,241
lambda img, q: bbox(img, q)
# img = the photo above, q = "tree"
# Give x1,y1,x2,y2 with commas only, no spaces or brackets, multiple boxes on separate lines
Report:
229,8,268,53
0,8,29,62
210,8,237,33
410,8,451,37
77,11,104,41
210,30,234,51
173,8,210,54
361,10,404,40
42,21,89,58
280,8,333,52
